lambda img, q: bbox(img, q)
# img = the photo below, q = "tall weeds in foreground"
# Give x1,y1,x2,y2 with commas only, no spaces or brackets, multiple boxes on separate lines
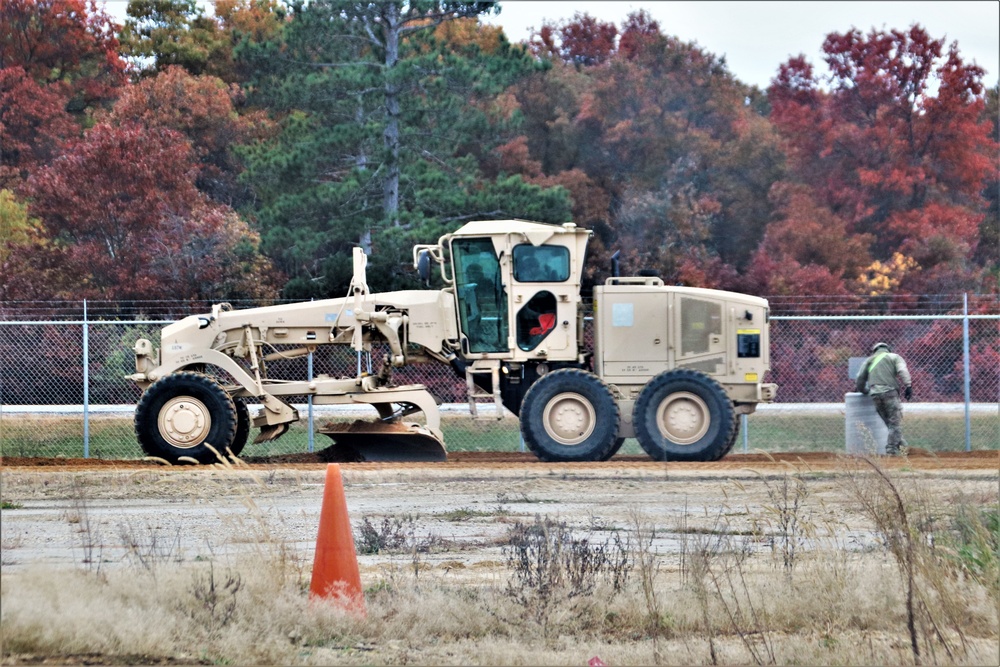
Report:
66,476,103,575
840,455,989,665
500,514,631,639
755,468,811,573
629,508,668,665
685,509,777,666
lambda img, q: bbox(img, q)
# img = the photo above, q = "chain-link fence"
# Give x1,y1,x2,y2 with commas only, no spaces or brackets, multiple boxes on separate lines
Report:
1,299,997,459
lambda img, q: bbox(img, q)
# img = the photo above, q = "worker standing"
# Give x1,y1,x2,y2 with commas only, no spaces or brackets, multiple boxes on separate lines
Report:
854,342,913,456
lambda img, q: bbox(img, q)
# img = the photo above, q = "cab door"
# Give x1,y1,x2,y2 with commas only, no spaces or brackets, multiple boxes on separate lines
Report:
451,237,508,354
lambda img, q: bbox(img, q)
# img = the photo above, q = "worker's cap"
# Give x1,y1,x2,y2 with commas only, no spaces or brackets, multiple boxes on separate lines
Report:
871,342,891,353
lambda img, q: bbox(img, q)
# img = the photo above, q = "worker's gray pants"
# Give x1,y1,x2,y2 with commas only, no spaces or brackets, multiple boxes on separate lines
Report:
872,390,906,454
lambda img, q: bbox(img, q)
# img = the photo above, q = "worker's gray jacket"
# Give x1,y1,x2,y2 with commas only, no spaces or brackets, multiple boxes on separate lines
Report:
855,351,912,396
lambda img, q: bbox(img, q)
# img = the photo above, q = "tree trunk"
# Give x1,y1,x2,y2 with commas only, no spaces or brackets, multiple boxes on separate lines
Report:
382,2,401,226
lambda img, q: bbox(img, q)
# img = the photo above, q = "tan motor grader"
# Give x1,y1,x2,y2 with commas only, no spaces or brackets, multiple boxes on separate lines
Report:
128,219,777,464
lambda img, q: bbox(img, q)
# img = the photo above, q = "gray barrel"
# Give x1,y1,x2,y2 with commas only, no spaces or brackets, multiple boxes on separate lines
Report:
845,392,888,455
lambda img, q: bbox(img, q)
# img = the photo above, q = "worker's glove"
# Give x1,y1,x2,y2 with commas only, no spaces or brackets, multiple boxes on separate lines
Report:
904,386,912,401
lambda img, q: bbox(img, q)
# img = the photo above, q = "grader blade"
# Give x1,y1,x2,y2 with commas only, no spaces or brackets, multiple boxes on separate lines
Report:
254,423,290,444
318,420,447,462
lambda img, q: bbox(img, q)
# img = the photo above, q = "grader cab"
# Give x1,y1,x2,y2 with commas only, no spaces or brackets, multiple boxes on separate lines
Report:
129,220,776,464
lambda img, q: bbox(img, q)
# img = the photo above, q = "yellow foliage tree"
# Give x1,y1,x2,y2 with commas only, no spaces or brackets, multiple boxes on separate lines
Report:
856,252,920,295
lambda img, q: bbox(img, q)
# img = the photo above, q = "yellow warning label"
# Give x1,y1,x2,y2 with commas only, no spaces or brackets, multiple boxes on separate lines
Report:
744,373,759,382
737,329,761,335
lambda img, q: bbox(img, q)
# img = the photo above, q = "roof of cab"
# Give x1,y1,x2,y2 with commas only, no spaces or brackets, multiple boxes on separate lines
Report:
451,219,588,242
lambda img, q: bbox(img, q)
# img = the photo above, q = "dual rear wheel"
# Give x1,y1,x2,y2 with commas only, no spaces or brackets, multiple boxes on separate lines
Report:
521,368,735,463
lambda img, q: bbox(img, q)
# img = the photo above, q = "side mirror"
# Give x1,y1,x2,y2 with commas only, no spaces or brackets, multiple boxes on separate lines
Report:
416,249,431,285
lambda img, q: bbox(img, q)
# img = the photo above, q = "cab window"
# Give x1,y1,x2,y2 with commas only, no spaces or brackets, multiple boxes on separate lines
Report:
513,244,570,282
680,297,722,356
451,238,508,353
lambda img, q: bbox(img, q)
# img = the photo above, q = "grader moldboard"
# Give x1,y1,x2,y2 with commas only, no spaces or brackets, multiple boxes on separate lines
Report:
129,220,777,464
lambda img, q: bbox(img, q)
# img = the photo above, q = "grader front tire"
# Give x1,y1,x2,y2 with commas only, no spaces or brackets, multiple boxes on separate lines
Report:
135,372,238,464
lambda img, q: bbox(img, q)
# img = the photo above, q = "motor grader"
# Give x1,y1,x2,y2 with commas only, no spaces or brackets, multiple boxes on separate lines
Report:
128,219,777,464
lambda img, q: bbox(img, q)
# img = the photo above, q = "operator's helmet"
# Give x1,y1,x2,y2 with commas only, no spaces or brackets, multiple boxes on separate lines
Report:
871,342,891,353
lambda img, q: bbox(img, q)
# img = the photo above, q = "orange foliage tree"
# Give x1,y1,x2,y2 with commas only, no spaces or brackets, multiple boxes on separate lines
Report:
767,25,997,295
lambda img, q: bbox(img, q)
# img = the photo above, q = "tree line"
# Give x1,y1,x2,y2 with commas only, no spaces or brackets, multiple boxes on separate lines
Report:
1,0,996,308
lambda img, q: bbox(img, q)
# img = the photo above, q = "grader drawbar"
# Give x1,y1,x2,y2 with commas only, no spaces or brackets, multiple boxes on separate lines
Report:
129,219,776,464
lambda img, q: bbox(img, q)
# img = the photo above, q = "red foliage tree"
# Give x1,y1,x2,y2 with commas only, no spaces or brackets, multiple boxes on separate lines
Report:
768,25,997,292
529,12,617,66
0,0,126,112
0,67,75,188
103,65,271,205
618,10,660,61
16,122,277,300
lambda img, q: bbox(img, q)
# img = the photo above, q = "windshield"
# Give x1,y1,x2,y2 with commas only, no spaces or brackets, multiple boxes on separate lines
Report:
513,244,570,282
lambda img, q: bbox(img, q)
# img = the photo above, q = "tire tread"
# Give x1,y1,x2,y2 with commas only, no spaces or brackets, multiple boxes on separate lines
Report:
633,369,736,462
521,369,619,462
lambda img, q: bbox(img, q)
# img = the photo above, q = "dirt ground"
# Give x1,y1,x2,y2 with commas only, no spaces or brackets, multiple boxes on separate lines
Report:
2,449,998,666
2,449,997,572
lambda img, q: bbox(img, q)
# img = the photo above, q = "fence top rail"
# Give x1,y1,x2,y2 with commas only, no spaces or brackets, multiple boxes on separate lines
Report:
0,320,175,326
771,314,1000,321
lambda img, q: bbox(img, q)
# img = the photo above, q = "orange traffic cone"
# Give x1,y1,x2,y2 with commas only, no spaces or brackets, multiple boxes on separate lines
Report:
309,463,365,613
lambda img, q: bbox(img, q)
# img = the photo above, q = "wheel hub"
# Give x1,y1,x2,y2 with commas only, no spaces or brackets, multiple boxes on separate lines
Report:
542,392,596,446
657,391,710,445
158,396,211,449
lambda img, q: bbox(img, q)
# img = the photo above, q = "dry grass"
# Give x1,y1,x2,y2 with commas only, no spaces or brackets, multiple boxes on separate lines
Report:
1,459,997,665
3,550,997,665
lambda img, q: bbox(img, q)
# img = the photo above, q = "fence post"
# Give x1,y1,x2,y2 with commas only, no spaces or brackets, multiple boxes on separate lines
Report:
307,297,315,453
963,293,971,452
83,299,90,459
308,349,315,454
741,413,748,453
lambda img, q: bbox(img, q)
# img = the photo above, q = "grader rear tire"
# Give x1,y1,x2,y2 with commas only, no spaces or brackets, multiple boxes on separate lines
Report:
520,369,619,462
601,438,627,461
633,369,736,462
135,372,238,464
229,398,250,457
713,417,741,460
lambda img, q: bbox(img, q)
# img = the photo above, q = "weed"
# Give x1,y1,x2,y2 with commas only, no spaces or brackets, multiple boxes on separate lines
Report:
2,500,24,510
438,507,492,522
493,492,511,516
936,502,1000,602
756,470,812,573
840,456,980,664
117,521,183,575
687,511,776,666
502,514,631,637
629,509,668,665
355,516,410,555
188,562,242,634
66,477,102,574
